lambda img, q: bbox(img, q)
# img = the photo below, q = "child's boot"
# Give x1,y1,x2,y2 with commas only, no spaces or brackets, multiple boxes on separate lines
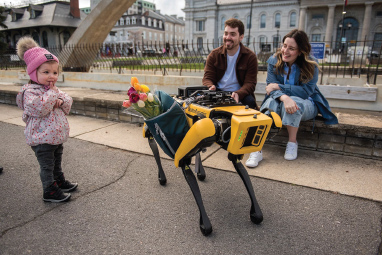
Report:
55,173,78,192
43,182,71,203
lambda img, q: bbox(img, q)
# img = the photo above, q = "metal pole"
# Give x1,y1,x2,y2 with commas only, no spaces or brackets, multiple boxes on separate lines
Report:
340,1,346,52
247,0,254,46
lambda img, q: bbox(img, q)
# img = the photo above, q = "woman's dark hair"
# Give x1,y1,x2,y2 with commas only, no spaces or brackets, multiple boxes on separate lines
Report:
274,29,319,83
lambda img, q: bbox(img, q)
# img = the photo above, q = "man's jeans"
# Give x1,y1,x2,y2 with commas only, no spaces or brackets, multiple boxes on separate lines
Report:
260,96,318,128
240,94,257,109
31,144,64,190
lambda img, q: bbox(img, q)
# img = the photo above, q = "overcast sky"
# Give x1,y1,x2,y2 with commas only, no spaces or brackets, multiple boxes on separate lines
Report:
0,0,186,17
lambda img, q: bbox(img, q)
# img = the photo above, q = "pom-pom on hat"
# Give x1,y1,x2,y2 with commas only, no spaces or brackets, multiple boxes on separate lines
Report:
23,47,59,83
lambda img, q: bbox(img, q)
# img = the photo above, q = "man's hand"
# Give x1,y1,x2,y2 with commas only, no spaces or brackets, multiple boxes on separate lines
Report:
280,95,299,114
265,83,280,95
208,85,216,91
231,92,239,103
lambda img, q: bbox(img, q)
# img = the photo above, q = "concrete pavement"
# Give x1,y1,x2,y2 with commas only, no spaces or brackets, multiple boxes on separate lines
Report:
0,103,381,254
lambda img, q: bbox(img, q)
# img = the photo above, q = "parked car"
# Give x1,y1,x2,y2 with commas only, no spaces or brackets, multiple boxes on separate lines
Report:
142,49,162,57
366,50,380,65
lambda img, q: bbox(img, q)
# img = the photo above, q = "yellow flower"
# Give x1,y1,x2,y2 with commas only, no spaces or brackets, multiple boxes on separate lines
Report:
140,84,150,93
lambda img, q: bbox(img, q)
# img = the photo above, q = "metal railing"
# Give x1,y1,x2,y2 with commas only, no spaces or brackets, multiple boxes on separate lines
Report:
1,39,382,84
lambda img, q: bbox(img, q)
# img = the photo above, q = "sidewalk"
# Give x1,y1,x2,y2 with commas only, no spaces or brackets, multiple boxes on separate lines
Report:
0,104,381,254
1,103,381,202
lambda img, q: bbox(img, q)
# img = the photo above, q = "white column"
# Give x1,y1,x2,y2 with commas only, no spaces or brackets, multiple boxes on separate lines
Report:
360,2,374,41
325,5,336,44
298,7,307,31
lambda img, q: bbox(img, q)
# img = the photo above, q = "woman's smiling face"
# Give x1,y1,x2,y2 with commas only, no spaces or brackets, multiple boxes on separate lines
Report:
281,37,300,66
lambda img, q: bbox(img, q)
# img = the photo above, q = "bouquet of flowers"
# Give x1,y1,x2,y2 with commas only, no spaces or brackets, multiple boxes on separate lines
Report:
122,77,163,119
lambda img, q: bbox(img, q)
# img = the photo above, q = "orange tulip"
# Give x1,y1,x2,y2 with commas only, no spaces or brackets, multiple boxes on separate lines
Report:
131,77,139,87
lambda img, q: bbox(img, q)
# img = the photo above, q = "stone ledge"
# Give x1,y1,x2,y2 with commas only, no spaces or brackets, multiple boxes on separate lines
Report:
1,87,381,160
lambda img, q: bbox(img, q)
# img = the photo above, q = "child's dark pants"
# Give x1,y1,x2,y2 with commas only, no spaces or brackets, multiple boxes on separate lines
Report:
31,144,64,190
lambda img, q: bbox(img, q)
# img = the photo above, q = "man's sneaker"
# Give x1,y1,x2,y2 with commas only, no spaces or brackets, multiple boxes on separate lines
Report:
55,173,78,192
245,151,263,168
284,142,298,160
43,182,71,203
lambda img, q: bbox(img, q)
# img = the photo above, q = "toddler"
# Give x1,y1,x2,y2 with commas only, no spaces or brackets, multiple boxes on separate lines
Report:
16,36,77,202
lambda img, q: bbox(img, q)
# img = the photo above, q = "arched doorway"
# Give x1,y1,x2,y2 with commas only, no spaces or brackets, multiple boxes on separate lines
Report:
336,17,359,50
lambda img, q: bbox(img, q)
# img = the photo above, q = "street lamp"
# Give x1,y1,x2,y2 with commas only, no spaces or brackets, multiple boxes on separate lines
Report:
247,0,254,46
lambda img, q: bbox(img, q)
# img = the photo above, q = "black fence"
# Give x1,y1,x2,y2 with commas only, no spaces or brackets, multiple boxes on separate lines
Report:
1,39,382,84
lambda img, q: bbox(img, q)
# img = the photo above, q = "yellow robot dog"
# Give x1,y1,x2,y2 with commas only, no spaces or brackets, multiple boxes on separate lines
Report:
143,88,281,236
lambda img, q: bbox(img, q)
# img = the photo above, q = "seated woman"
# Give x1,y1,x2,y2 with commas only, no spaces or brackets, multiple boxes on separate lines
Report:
246,29,338,168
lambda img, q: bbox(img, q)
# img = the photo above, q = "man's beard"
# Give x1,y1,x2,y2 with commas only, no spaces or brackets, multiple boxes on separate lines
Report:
224,39,234,50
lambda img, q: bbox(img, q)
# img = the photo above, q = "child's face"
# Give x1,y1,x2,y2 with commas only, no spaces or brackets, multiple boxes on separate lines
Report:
36,62,59,86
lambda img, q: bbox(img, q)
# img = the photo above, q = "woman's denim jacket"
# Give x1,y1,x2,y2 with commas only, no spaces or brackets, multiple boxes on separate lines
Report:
264,55,338,125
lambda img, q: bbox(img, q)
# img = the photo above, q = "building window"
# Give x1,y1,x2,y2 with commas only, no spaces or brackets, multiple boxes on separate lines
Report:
132,17,136,24
63,31,70,45
197,37,203,51
120,18,124,25
221,16,225,30
126,18,130,25
273,35,280,50
247,15,251,29
148,18,151,26
142,17,145,25
260,14,266,28
312,14,324,19
312,34,321,42
196,20,205,31
42,31,48,47
275,13,280,28
290,12,296,27
153,19,157,27
32,31,39,44
149,32,152,40
159,21,162,28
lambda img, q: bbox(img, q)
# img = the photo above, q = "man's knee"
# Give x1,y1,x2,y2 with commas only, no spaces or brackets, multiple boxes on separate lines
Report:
240,94,257,109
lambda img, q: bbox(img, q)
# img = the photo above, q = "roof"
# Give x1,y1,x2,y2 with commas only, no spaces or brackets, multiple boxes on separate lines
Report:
143,10,165,21
163,14,185,25
0,1,86,31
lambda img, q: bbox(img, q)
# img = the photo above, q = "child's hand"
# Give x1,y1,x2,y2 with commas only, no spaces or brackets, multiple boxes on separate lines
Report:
49,82,59,93
54,99,64,109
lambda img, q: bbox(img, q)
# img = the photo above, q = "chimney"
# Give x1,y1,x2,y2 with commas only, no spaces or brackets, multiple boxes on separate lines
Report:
70,0,81,18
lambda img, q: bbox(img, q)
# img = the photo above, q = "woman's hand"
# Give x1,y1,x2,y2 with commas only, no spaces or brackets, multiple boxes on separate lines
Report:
265,83,280,95
280,95,299,114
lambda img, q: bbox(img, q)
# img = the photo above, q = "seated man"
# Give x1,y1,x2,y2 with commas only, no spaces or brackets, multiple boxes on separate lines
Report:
202,18,258,109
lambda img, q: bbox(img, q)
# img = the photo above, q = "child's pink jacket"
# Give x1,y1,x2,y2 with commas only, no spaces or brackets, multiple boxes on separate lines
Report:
16,84,72,146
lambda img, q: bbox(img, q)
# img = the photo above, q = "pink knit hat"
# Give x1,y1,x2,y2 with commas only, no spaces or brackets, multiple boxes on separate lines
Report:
23,47,59,83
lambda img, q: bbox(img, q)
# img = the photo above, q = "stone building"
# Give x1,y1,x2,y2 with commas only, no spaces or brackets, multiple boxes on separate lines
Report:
183,0,382,53
0,0,86,50
89,0,185,46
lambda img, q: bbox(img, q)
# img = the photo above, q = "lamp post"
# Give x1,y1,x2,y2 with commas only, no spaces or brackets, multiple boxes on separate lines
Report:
247,0,254,46
340,2,346,52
